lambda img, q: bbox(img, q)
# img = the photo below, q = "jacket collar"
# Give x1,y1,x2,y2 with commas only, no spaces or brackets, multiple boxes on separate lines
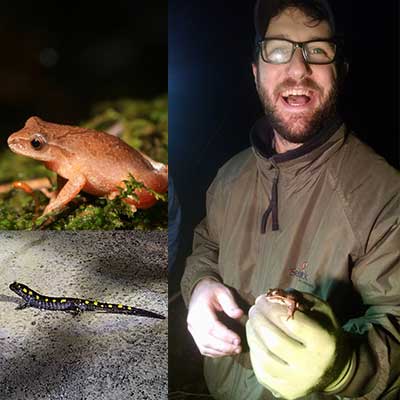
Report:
250,114,345,173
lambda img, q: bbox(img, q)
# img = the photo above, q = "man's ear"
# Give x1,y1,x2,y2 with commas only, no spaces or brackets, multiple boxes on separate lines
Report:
251,62,257,80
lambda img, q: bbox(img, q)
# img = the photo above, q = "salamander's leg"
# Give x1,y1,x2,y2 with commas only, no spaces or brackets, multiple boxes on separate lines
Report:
69,302,87,316
15,302,30,310
68,308,83,317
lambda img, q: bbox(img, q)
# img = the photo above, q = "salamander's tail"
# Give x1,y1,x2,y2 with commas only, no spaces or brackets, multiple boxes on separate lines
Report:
101,302,165,319
128,307,165,319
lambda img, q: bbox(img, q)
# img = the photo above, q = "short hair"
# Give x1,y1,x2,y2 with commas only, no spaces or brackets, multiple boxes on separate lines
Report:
253,0,346,76
254,0,336,41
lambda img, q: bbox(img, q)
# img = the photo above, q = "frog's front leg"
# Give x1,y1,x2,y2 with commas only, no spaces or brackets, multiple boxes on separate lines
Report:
43,174,86,215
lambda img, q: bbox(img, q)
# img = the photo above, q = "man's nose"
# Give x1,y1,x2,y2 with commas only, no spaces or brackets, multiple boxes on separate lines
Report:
286,48,311,80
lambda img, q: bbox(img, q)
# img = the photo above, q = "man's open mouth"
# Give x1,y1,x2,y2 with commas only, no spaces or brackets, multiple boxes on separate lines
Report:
281,88,313,106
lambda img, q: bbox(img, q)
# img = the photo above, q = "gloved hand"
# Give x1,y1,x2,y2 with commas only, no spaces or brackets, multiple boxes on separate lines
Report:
246,289,356,399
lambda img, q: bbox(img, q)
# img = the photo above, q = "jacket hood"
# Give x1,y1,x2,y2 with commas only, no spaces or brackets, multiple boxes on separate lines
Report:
249,114,345,232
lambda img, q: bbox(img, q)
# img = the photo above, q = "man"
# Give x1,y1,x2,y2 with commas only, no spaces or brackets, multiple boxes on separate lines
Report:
181,0,400,399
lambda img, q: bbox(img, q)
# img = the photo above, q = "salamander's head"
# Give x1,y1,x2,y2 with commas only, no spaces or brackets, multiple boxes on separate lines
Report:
9,281,28,296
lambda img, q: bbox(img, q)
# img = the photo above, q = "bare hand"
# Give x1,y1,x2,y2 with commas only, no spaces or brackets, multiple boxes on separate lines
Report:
187,278,244,358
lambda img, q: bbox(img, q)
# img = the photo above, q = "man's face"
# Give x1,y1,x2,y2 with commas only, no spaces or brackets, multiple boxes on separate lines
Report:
252,8,338,143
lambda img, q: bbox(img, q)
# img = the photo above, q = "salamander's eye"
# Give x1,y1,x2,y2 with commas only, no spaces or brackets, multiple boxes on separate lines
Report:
30,134,46,150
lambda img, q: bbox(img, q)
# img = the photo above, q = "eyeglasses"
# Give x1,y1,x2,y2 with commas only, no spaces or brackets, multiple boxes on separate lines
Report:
258,38,337,65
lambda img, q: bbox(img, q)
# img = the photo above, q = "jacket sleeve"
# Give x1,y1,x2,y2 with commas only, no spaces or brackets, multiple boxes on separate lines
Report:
338,195,400,399
180,174,225,306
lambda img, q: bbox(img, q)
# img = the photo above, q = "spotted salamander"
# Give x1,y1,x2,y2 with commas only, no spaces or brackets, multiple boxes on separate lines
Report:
9,281,165,319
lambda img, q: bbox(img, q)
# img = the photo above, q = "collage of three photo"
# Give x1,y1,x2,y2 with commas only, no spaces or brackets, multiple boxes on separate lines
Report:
0,1,399,399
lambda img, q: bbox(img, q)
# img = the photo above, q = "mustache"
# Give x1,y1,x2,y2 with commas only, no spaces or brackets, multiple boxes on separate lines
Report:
274,78,322,95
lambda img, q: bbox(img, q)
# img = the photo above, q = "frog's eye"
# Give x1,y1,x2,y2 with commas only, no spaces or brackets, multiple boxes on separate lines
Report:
30,134,46,150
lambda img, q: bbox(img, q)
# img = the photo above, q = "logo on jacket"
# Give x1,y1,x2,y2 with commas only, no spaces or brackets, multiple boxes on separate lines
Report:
288,261,309,281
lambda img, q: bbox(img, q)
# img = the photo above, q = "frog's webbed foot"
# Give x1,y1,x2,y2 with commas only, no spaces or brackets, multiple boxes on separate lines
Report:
122,198,138,213
42,175,86,216
107,189,138,213
107,191,119,201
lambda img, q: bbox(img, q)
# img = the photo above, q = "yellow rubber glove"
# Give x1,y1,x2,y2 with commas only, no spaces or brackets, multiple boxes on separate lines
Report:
246,289,356,400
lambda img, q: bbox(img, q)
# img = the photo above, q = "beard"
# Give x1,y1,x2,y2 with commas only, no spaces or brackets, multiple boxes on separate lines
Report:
256,76,339,144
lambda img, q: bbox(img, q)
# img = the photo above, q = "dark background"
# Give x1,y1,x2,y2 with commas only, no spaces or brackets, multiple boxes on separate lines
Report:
169,1,400,292
0,0,167,147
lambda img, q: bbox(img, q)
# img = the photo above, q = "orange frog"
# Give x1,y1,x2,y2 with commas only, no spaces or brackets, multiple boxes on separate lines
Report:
7,116,168,215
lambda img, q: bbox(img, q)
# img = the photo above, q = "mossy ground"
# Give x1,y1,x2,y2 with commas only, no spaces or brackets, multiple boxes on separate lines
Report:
0,96,168,230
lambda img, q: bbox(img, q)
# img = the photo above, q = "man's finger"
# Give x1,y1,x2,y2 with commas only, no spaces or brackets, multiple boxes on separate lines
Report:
202,334,242,355
191,333,241,357
216,289,244,319
188,320,241,347
209,320,242,345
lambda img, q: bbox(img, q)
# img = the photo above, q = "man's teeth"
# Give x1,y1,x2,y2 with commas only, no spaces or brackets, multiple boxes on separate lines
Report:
281,89,311,97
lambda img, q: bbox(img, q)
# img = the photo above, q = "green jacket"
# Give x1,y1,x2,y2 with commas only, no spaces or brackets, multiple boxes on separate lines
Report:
181,117,400,399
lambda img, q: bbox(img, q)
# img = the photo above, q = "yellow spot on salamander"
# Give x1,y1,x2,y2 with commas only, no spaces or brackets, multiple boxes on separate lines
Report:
45,298,49,302
127,306,132,310
35,295,40,300
108,304,113,308
60,299,67,303
84,300,90,305
93,301,98,306
117,304,123,309
100,304,104,308
22,288,28,293
52,299,57,303
28,291,33,295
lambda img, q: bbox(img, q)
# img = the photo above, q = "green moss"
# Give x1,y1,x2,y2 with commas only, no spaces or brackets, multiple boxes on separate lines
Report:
0,96,168,230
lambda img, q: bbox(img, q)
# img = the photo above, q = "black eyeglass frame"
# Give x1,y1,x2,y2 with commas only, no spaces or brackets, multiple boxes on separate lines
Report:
257,37,339,65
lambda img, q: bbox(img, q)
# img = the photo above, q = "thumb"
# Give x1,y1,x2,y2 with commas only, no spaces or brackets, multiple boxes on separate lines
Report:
216,289,243,319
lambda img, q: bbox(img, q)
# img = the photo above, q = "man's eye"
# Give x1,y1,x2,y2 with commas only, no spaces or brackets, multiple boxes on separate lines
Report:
310,47,325,55
271,47,290,55
268,47,291,61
